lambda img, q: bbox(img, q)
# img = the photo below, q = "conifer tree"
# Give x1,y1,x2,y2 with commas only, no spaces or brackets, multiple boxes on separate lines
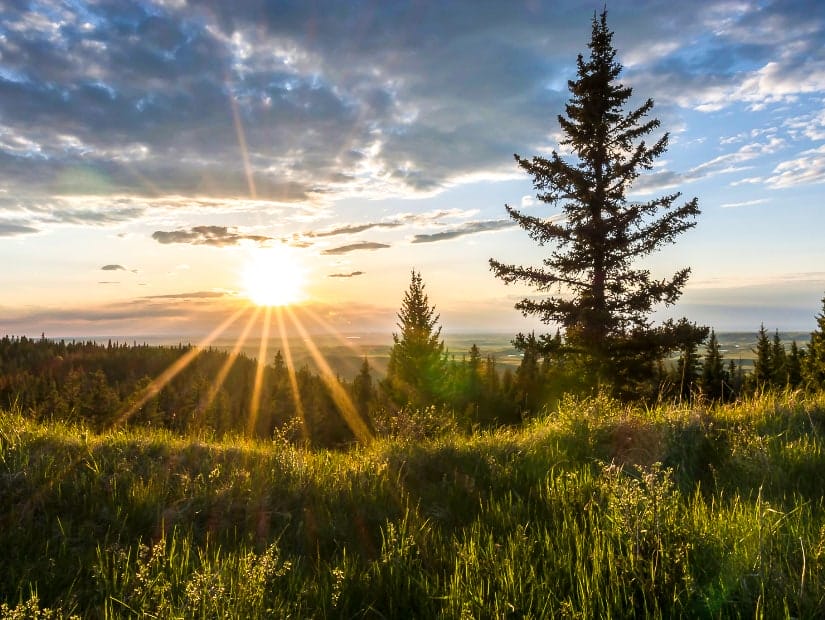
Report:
753,323,772,389
386,270,446,406
352,357,374,419
673,320,705,400
701,329,726,401
771,330,788,386
788,340,803,388
489,10,701,393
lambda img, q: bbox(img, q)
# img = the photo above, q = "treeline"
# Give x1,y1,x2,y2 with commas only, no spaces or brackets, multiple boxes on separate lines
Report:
0,336,360,446
2,292,825,447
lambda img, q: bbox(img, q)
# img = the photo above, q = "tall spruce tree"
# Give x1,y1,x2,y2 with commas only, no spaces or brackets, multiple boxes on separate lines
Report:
489,10,701,394
386,270,446,406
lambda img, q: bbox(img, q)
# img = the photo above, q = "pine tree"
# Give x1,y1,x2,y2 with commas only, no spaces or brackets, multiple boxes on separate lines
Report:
788,340,803,388
771,330,788,386
386,270,446,406
701,329,726,401
673,320,705,401
352,357,374,420
489,10,701,394
753,323,772,389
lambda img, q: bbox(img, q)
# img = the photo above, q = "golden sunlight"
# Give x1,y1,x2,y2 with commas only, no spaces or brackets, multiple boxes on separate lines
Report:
241,246,306,307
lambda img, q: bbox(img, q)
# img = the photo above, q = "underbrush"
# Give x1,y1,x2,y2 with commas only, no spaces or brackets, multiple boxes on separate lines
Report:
2,391,825,617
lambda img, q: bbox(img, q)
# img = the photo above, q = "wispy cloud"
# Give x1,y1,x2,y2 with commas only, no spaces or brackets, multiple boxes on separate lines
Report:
142,291,230,299
101,264,126,271
322,242,390,255
151,226,272,247
634,137,786,193
308,222,402,237
328,271,365,278
0,222,39,236
719,198,768,209
410,219,516,244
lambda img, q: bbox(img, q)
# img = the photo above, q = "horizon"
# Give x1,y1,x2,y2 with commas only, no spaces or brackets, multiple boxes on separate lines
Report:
1,1,824,336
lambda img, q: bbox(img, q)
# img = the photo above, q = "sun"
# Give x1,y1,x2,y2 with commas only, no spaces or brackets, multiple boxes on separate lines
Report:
241,246,306,307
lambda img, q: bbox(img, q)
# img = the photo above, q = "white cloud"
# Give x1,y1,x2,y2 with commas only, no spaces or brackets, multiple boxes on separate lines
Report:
762,145,825,188
719,198,768,209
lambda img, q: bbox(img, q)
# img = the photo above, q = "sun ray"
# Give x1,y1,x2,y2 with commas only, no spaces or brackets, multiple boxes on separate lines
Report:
197,305,262,425
295,305,370,358
112,304,250,428
229,93,257,199
247,304,273,435
274,305,308,441
284,306,372,444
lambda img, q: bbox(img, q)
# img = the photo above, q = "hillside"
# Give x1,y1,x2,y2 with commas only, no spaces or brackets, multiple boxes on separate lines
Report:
3,392,825,617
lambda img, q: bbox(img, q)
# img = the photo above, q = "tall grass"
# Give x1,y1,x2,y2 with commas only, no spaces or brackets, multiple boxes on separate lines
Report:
2,392,825,617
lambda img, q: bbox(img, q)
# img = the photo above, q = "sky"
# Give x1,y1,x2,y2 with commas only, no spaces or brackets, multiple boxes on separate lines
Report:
0,0,824,339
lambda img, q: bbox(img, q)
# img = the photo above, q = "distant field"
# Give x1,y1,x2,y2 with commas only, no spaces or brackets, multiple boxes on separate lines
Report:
57,331,812,380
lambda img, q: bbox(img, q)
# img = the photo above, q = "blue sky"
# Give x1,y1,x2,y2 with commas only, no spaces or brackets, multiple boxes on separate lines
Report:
0,0,824,337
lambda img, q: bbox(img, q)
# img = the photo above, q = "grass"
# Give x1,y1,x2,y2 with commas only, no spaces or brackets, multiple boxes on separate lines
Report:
2,392,825,617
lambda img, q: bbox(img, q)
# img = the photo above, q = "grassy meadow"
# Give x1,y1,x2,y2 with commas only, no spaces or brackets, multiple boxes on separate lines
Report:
3,391,825,618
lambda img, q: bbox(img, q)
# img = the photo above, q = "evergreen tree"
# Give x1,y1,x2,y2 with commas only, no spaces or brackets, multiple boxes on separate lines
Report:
804,295,825,390
386,270,446,406
489,10,701,394
771,330,788,386
787,340,803,388
513,333,544,415
753,323,773,389
673,320,705,401
352,357,374,420
700,329,726,401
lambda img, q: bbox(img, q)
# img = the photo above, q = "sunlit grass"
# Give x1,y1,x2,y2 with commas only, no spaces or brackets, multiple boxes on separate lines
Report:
3,392,825,617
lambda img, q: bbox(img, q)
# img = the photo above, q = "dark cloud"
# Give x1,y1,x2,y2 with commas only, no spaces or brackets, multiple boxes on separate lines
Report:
98,281,120,284
101,264,125,271
322,241,390,255
328,271,365,278
0,222,39,236
0,0,820,229
151,226,272,247
410,219,516,243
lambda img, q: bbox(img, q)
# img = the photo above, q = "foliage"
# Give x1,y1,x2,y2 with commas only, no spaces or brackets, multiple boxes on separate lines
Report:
4,392,825,617
490,10,702,396
385,270,447,407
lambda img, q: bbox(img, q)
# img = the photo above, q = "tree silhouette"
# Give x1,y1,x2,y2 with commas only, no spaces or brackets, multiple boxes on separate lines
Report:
386,270,446,406
490,10,701,394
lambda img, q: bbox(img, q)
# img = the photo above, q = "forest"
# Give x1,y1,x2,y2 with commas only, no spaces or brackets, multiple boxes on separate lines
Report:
1,292,824,449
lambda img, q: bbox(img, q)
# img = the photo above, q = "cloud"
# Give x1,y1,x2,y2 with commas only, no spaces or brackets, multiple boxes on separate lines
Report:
410,219,516,243
322,241,390,255
142,291,230,299
633,137,786,193
101,264,126,271
328,271,365,278
308,222,402,237
762,145,825,188
0,222,39,236
98,281,120,285
719,198,768,209
151,226,272,247
302,209,473,240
